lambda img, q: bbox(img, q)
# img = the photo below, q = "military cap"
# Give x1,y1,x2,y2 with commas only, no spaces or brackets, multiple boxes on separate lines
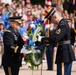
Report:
45,8,56,20
9,16,22,24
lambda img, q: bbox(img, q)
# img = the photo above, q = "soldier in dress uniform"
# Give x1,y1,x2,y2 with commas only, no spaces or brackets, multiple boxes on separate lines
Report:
2,16,24,75
67,19,75,47
45,23,56,70
41,8,75,75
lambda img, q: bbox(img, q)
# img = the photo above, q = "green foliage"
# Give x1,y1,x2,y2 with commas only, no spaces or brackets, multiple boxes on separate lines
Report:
31,0,45,7
16,0,19,2
25,53,39,70
16,0,45,7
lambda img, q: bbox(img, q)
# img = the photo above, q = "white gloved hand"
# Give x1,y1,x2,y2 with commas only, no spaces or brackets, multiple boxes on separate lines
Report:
37,36,45,42
45,24,50,29
20,46,32,54
23,33,29,39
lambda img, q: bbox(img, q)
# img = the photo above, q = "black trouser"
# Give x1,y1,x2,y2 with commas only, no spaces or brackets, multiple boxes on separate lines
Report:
3,66,20,75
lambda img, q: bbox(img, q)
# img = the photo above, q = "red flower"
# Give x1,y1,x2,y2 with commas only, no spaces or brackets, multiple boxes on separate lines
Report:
22,53,24,58
24,40,27,44
27,25,31,30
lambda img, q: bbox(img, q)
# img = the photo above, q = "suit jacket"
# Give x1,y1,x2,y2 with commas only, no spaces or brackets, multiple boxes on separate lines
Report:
2,26,24,67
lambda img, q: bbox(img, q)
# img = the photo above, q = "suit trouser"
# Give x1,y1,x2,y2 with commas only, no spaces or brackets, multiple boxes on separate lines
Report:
3,66,20,75
57,62,72,75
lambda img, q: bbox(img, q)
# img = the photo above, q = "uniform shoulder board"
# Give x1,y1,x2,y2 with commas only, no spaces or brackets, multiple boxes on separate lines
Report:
59,20,67,27
4,30,11,32
60,21,65,26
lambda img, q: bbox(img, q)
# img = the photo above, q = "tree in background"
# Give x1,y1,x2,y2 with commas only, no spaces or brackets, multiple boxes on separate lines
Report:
31,0,45,7
16,0,45,7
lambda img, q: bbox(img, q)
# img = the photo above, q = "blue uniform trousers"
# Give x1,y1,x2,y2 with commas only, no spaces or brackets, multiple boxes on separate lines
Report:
57,62,72,75
46,45,54,70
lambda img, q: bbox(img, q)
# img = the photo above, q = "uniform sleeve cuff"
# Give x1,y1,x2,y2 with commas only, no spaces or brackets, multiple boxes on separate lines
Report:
14,46,19,53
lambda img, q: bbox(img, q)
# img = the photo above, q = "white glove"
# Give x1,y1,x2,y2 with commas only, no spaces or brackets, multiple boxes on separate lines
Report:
45,24,50,29
20,46,32,54
37,36,45,42
23,33,29,39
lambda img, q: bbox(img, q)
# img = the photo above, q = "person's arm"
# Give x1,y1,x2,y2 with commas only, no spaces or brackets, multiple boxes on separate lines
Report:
41,23,67,44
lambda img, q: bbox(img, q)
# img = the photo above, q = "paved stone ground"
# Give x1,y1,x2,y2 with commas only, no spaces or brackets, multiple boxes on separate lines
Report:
0,60,76,75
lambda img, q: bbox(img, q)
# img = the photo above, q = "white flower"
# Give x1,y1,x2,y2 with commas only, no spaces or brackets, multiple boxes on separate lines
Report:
30,23,36,29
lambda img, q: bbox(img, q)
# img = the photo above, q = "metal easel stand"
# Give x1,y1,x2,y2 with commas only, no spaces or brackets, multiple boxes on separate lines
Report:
40,61,43,75
31,57,44,75
31,60,44,75
31,42,47,75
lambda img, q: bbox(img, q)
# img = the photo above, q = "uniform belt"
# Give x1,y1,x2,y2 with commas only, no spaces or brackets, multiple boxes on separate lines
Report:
58,40,70,45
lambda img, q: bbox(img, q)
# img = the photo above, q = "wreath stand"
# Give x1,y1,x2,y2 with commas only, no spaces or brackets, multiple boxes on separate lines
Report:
31,23,46,75
31,59,44,75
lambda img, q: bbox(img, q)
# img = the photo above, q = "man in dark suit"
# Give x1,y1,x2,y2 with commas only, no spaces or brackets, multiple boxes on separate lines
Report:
2,16,24,75
41,8,75,75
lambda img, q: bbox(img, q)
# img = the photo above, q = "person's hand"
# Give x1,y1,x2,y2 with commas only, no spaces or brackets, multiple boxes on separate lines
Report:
20,46,32,54
37,36,45,42
41,37,51,45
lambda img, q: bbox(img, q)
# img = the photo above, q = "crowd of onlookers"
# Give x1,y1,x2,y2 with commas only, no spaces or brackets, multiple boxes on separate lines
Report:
0,0,76,68
0,0,76,31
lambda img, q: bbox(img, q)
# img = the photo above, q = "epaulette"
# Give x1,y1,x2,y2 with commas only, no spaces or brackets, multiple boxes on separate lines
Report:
60,21,65,26
4,30,11,32
59,19,67,27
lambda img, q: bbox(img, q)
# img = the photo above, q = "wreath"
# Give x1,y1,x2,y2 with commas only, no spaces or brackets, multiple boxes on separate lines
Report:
23,19,45,70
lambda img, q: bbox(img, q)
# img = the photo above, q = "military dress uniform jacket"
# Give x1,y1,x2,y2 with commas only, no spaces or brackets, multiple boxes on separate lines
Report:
2,26,24,67
43,19,75,64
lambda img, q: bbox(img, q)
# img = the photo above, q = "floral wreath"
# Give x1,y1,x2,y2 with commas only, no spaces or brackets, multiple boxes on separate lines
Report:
23,19,45,70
